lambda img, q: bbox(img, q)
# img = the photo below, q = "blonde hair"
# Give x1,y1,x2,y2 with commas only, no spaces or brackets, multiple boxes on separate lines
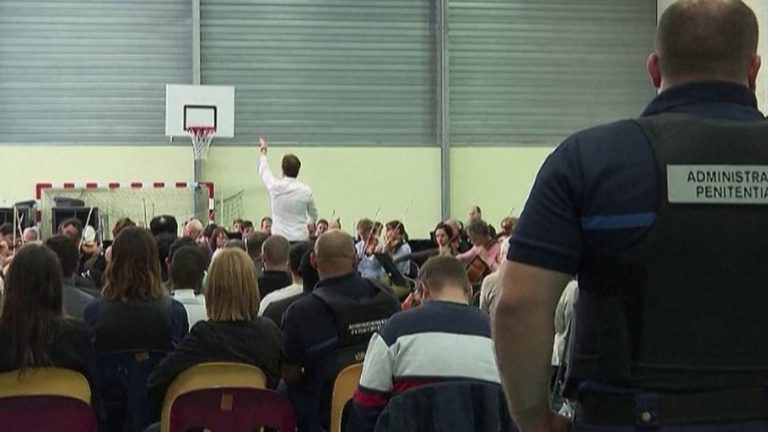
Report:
205,248,260,321
103,227,165,302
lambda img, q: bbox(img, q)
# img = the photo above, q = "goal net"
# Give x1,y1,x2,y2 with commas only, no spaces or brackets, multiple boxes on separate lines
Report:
38,182,213,239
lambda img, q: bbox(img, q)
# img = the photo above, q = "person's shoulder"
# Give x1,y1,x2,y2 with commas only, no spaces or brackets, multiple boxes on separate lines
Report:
283,292,323,321
557,119,648,160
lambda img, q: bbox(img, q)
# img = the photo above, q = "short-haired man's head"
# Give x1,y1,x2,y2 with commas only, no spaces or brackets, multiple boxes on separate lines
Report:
262,235,290,266
171,246,207,292
169,237,198,263
59,218,83,243
205,248,260,321
314,230,356,276
246,231,270,259
44,235,79,277
184,219,204,239
469,205,482,219
418,256,471,296
656,0,759,84
282,154,302,178
289,241,312,276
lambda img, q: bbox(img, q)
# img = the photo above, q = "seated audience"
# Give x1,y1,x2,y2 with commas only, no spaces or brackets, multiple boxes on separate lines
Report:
45,235,94,320
240,220,255,238
156,232,177,282
349,256,501,431
58,218,84,245
164,237,197,287
258,235,293,299
456,218,501,273
245,230,270,277
170,246,208,329
231,218,244,234
211,227,229,251
282,230,400,432
149,215,178,238
182,218,204,240
84,227,188,355
315,219,329,238
261,216,273,235
259,241,312,326
146,248,282,422
0,244,95,390
224,239,246,250
22,227,39,243
479,271,501,314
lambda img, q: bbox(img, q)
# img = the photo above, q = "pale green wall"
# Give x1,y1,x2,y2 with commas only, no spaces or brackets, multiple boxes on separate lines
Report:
202,146,442,236
450,147,552,227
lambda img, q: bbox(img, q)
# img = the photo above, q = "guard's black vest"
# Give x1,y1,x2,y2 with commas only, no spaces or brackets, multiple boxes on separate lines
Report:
313,280,397,369
566,113,768,396
94,295,173,353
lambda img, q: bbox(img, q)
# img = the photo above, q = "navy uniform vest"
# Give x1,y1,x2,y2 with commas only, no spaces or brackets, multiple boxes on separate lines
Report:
567,113,768,395
313,280,398,370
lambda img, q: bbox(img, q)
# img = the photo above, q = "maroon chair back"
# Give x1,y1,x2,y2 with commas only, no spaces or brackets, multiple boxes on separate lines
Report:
168,388,295,432
0,395,98,432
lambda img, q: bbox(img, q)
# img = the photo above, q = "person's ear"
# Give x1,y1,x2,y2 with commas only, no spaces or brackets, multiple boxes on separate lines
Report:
420,282,432,301
647,52,662,90
748,54,761,92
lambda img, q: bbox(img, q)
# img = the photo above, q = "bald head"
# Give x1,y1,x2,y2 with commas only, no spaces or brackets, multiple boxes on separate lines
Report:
652,0,759,90
314,230,356,279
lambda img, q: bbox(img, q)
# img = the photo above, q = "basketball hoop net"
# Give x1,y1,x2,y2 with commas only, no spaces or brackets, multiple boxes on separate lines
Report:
186,126,216,160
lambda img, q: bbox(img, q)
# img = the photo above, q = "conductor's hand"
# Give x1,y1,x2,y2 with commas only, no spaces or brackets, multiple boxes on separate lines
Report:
259,136,268,155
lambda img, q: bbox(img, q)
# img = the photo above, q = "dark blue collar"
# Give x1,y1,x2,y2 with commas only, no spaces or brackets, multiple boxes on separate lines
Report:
315,271,359,290
642,81,762,119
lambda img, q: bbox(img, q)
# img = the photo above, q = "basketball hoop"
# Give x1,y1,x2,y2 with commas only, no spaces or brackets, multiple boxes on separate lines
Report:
186,126,216,160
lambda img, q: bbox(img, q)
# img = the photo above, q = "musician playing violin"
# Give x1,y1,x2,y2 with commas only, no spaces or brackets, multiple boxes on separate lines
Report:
456,218,501,274
355,218,381,278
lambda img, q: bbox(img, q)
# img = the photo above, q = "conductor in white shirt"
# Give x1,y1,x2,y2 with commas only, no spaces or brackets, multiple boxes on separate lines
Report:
258,137,319,241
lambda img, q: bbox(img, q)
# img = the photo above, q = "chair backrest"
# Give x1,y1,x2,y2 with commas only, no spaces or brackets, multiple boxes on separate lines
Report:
374,381,516,432
0,368,97,432
330,362,363,432
97,349,167,432
161,362,270,432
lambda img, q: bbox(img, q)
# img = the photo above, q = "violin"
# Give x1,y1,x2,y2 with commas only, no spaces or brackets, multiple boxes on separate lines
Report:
363,235,380,256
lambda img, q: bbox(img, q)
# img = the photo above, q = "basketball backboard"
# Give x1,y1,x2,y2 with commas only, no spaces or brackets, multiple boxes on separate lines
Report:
165,84,235,138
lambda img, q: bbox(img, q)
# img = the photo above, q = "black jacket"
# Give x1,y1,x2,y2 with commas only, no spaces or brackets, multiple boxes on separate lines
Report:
0,318,97,395
258,270,293,299
146,318,283,420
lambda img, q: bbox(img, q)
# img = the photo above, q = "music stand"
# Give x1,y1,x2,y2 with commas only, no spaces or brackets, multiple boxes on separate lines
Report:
374,253,409,287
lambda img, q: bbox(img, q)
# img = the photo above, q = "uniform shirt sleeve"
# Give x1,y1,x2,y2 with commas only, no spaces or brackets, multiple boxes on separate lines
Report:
508,135,584,275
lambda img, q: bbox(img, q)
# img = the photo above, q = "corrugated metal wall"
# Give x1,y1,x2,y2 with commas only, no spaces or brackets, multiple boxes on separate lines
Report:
449,0,655,145
201,0,438,146
0,1,656,147
0,0,192,144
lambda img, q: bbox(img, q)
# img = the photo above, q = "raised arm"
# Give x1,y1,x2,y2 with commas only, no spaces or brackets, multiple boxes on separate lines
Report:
258,136,277,190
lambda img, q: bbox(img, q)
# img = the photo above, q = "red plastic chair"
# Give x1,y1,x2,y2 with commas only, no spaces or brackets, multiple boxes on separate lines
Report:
0,368,98,432
161,362,295,432
168,387,296,432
